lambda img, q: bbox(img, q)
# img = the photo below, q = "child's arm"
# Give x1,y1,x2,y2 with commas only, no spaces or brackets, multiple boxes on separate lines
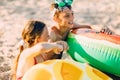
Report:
73,23,113,34
91,25,113,34
20,42,67,59
72,23,92,29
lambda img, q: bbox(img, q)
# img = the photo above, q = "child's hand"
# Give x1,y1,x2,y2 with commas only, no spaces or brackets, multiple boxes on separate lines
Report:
56,41,69,51
53,41,68,54
52,44,63,54
100,26,113,35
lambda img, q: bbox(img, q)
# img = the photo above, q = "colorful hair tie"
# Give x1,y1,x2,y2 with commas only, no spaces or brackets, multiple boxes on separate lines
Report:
55,0,73,7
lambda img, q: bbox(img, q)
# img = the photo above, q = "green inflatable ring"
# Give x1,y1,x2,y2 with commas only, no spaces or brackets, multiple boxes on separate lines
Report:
66,28,120,77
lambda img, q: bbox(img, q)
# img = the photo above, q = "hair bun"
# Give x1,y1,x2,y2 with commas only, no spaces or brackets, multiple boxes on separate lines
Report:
54,3,58,9
50,3,58,10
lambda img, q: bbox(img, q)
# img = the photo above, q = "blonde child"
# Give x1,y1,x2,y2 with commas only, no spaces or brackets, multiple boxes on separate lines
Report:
11,20,68,80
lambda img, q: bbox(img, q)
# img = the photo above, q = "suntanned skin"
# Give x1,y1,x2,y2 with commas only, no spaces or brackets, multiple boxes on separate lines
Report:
16,26,68,79
49,7,92,42
49,7,113,42
17,42,64,78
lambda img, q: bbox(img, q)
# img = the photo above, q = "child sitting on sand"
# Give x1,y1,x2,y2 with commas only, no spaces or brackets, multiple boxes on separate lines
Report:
11,20,68,80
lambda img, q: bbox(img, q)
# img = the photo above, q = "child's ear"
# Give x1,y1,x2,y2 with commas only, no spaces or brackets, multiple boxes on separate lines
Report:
53,16,60,22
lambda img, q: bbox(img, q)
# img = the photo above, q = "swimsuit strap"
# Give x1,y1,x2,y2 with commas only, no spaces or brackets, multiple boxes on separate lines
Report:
34,57,37,64
17,77,22,80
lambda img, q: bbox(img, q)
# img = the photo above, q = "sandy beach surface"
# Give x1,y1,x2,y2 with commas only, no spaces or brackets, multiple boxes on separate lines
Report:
0,0,120,80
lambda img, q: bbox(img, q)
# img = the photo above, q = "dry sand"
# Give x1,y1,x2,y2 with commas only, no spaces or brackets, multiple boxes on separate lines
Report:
0,0,120,80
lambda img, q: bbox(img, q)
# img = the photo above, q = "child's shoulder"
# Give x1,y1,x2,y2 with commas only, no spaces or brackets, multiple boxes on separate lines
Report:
49,26,59,34
49,26,57,31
